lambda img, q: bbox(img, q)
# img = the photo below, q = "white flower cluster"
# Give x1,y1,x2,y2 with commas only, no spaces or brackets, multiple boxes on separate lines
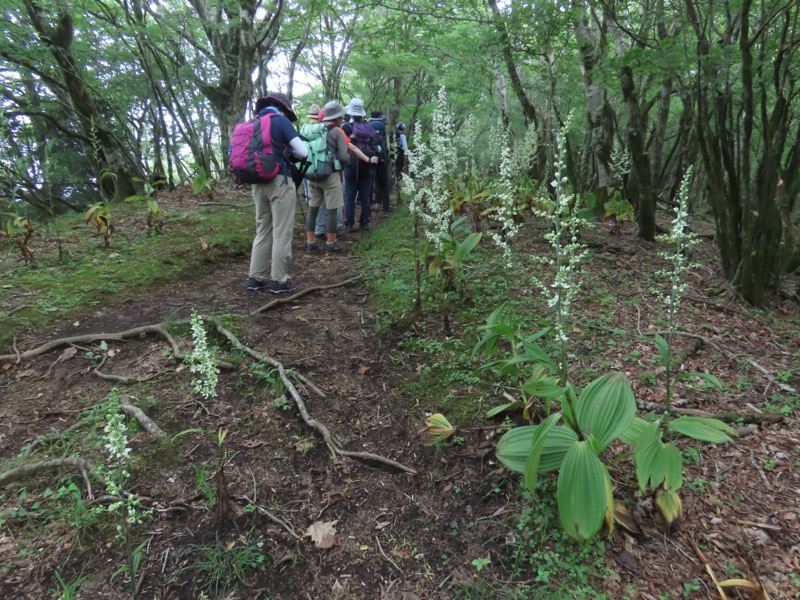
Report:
489,133,521,268
96,390,151,536
529,113,589,345
187,309,219,400
404,86,458,250
654,167,699,322
610,142,630,184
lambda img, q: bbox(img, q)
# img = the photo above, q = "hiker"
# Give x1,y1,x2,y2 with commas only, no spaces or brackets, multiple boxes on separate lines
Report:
302,104,343,240
342,98,379,231
368,110,392,217
393,122,409,182
246,93,307,294
303,101,351,254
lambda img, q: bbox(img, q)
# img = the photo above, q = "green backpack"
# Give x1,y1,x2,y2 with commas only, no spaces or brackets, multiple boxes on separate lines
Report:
297,122,334,182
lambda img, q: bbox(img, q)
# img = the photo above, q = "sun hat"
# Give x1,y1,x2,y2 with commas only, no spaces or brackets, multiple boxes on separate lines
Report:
397,121,405,130
347,98,366,117
254,92,298,122
318,110,326,121
308,103,321,119
321,100,346,122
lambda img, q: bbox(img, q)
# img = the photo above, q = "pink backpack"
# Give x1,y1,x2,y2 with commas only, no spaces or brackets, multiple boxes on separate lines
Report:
230,113,281,184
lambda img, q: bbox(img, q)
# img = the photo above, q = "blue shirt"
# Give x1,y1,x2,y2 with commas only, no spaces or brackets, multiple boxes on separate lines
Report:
258,107,300,175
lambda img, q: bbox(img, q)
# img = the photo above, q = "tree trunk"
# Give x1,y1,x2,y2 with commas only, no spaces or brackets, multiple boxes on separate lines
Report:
22,2,142,202
573,2,614,202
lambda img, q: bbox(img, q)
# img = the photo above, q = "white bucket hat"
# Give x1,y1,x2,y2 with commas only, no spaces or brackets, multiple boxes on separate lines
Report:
347,98,366,117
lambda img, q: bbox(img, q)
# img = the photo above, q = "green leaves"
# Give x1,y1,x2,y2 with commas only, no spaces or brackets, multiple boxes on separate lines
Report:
557,441,609,542
633,423,683,492
575,372,636,452
667,416,735,443
495,424,578,474
523,413,561,496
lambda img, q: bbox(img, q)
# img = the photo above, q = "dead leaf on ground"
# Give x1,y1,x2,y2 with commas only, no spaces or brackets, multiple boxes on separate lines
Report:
357,364,370,375
241,439,265,449
295,440,314,453
306,520,338,549
199,237,209,251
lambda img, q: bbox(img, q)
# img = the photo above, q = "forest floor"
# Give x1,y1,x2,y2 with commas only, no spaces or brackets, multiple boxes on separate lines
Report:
0,185,799,600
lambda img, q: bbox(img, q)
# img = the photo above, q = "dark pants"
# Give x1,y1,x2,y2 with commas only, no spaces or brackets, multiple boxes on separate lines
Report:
394,153,406,181
344,162,373,228
373,161,390,213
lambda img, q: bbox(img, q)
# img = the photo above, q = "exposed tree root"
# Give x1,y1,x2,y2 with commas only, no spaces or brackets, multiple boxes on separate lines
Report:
0,323,234,370
248,276,360,316
92,354,166,384
0,458,96,497
209,318,418,475
121,403,167,438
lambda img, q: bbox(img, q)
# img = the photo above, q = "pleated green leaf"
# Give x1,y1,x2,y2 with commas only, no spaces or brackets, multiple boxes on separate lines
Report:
667,416,735,443
633,423,684,492
524,413,562,496
496,424,579,474
575,372,636,451
557,440,608,542
618,416,650,446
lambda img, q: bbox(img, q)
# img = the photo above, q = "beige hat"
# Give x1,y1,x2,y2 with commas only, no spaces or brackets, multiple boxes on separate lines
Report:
308,103,321,118
322,100,346,122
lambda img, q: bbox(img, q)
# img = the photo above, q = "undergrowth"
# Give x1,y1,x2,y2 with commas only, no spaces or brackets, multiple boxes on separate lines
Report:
0,199,254,350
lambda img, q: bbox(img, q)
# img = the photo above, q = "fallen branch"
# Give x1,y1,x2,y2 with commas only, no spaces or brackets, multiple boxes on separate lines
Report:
121,403,167,438
375,535,404,578
209,318,417,475
235,496,301,540
0,458,95,494
248,276,360,316
635,401,784,425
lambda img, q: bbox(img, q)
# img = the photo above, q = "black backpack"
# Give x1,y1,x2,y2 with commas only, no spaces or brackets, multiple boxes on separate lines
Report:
369,119,388,163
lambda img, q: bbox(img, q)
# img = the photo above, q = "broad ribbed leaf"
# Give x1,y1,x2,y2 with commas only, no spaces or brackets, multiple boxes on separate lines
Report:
667,416,735,443
575,372,636,451
618,417,649,446
661,442,683,491
633,423,666,492
496,425,579,474
524,413,562,496
634,423,684,492
557,441,608,542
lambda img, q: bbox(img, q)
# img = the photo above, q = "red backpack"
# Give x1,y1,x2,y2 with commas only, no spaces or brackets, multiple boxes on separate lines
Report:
229,113,281,184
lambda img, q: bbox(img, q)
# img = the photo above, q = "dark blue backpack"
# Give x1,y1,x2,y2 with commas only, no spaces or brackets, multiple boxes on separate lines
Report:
350,121,379,158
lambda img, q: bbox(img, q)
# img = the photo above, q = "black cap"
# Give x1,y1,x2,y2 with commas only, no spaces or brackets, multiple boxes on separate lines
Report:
370,110,382,119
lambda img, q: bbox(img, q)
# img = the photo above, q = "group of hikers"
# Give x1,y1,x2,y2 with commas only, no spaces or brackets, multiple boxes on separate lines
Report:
240,93,409,295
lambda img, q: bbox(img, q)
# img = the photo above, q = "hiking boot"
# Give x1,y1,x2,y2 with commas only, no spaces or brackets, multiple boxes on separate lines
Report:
246,276,271,291
325,242,344,254
269,279,297,295
304,241,321,253
359,223,370,231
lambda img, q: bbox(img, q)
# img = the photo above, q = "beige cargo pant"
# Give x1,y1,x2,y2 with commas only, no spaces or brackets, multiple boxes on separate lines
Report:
248,175,296,284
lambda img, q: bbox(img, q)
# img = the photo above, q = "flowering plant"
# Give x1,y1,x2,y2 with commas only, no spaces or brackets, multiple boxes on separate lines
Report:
186,309,219,400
